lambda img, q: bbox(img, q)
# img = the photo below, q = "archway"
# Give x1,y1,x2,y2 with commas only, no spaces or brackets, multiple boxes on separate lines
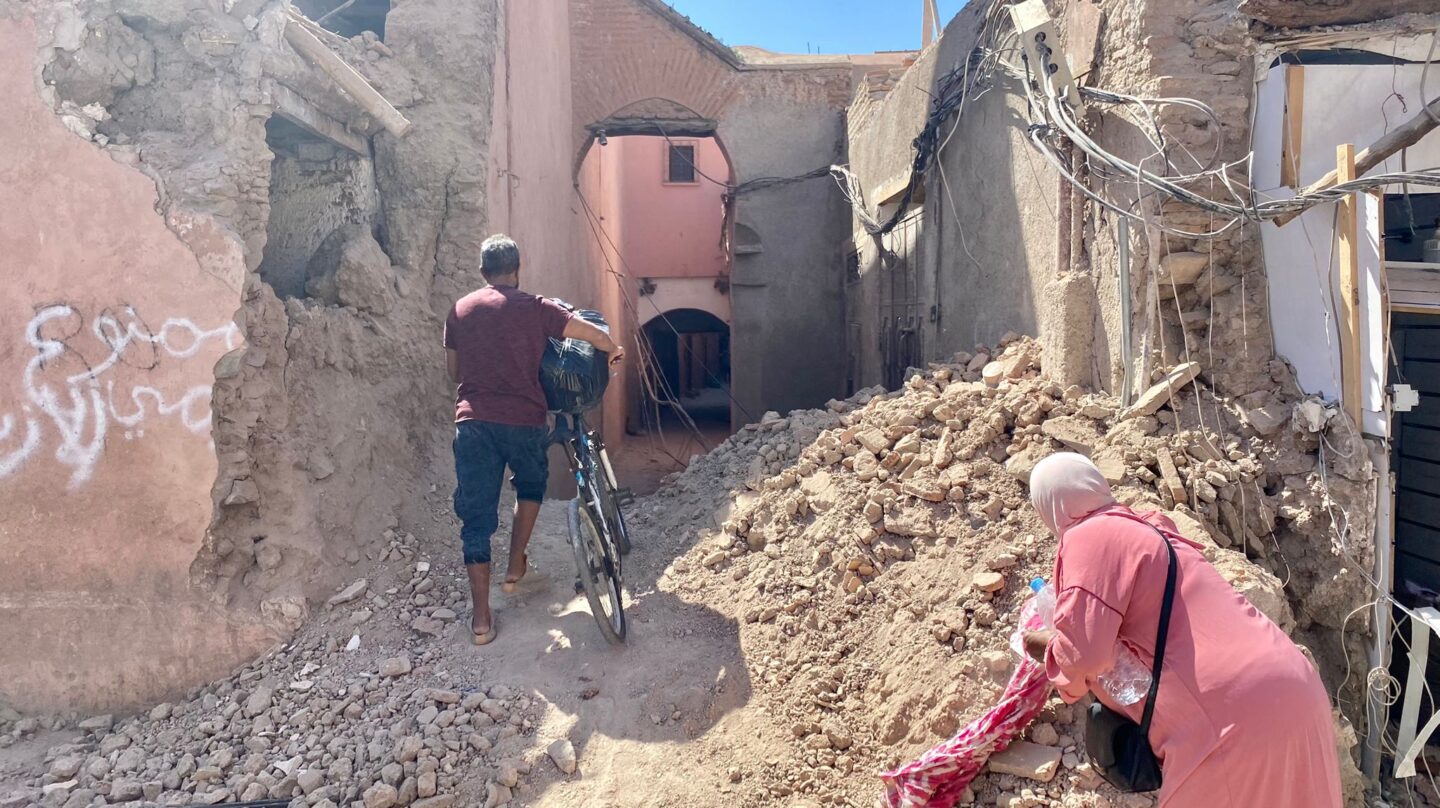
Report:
638,308,730,423
574,121,736,492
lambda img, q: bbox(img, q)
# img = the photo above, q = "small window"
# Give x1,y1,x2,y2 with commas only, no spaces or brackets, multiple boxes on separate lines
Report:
666,143,697,184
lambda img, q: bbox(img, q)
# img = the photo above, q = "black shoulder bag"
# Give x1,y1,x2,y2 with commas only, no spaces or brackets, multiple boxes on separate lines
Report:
1083,524,1178,793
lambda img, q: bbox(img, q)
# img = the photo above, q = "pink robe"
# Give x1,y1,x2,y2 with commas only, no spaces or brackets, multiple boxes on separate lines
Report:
1044,505,1342,808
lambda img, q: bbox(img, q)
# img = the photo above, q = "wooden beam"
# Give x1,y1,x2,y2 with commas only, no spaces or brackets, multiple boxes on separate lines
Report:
1275,93,1440,226
270,83,369,155
1280,65,1304,188
283,15,411,138
1239,0,1436,28
1337,143,1363,426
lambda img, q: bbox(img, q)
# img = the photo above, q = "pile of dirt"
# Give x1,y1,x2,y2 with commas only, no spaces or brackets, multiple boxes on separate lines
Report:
630,335,1366,807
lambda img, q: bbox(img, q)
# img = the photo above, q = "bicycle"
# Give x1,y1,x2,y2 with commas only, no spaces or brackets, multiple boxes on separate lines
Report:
551,411,632,644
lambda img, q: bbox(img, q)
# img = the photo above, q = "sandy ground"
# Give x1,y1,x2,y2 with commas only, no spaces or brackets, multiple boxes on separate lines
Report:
405,481,776,807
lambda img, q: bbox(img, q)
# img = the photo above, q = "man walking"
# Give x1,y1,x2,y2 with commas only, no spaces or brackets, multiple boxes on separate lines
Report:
444,234,622,644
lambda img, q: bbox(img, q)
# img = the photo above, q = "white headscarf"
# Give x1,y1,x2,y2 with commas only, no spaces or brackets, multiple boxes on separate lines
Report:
1028,452,1117,537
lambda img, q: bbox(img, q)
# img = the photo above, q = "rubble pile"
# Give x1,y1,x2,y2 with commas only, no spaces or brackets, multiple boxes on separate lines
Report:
0,543,553,808
632,335,1364,807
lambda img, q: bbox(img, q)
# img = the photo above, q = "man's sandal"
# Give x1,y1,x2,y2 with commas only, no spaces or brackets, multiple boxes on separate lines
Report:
472,619,497,646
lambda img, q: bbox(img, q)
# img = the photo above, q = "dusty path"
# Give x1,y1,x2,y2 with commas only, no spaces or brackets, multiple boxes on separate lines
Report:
401,482,783,808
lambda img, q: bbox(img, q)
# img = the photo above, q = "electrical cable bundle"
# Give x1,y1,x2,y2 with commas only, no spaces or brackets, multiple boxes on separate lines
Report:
835,0,1440,240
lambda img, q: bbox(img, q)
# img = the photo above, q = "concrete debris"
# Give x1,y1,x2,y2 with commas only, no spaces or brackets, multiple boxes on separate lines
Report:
988,740,1063,783
327,578,369,608
1122,363,1201,420
1158,251,1209,286
1295,398,1337,434
546,738,578,774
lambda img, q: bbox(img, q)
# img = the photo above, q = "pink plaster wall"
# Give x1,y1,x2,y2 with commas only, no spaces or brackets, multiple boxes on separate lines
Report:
598,136,730,281
488,0,592,307
0,17,277,711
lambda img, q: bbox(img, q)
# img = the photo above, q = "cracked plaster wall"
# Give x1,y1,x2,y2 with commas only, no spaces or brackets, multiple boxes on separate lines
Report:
0,0,499,711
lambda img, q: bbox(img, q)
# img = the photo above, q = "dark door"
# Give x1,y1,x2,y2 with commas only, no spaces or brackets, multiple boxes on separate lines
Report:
1392,313,1440,595
880,213,923,390
1389,313,1440,729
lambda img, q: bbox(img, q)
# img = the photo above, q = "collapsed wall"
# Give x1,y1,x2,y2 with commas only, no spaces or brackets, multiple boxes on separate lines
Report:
1066,0,1378,727
0,0,499,711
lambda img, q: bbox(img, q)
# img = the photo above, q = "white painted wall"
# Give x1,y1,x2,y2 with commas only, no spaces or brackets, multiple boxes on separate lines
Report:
1255,61,1440,437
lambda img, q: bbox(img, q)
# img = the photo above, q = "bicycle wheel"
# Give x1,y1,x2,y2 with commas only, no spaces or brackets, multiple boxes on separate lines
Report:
568,498,626,644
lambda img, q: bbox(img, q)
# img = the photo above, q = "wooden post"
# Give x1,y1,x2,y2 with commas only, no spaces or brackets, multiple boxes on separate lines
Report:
1337,143,1363,426
284,16,412,138
1280,65,1304,188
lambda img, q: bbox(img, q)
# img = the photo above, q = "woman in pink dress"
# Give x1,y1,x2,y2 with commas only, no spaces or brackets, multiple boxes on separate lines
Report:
1020,452,1343,807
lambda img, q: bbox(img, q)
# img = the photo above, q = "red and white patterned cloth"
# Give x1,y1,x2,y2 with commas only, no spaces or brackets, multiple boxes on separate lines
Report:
879,616,1051,808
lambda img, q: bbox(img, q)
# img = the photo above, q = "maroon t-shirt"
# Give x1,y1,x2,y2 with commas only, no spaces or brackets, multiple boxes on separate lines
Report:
444,285,572,426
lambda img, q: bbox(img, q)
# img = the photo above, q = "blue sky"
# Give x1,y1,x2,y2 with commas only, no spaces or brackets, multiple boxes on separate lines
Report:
666,0,968,55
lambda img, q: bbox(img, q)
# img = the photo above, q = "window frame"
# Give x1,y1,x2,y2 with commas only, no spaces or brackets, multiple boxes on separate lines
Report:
663,140,700,186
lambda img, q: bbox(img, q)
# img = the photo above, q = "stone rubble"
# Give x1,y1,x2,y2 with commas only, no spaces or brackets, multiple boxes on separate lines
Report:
0,554,546,808
626,336,1365,807
0,338,1374,808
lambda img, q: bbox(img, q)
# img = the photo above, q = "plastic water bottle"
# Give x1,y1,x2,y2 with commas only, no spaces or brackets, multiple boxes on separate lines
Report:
1010,578,1056,659
1098,645,1152,706
1027,577,1151,706
1030,578,1056,628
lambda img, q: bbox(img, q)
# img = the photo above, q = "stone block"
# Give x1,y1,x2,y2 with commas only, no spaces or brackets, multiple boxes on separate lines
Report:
987,741,1062,782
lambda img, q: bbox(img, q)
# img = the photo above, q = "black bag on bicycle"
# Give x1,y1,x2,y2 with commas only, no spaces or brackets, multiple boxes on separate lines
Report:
1084,520,1178,793
540,302,611,413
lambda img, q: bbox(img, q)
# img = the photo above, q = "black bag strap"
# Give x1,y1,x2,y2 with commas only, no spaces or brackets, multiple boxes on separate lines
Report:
1138,524,1179,734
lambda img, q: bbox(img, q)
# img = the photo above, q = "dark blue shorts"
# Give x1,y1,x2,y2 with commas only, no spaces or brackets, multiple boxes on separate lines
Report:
453,419,549,566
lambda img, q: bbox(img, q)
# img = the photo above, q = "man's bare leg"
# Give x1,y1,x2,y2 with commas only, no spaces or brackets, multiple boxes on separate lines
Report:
504,499,541,587
466,563,492,636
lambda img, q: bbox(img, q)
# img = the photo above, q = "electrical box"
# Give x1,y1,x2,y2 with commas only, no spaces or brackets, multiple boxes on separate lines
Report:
1009,0,1080,109
1393,383,1421,413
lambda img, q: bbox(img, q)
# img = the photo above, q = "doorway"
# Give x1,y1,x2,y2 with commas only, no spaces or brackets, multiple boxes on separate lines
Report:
1388,313,1440,759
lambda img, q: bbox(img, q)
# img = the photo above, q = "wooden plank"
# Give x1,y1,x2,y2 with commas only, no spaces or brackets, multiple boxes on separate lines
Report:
1392,303,1440,315
1239,0,1436,28
1401,424,1440,457
703,332,720,385
1394,550,1440,600
1396,486,1440,525
1397,327,1440,354
1399,456,1440,496
1276,94,1440,226
1338,143,1363,426
1401,360,1440,395
1281,65,1304,188
270,83,369,156
284,14,411,138
922,0,940,48
688,334,705,395
1388,268,1440,294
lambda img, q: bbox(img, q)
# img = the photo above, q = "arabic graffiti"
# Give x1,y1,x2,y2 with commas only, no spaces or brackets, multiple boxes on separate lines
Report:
0,303,240,489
